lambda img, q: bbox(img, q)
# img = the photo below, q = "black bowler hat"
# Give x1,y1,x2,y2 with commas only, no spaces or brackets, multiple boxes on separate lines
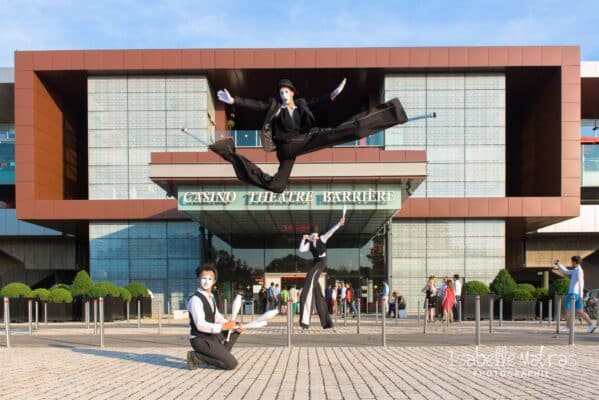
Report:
310,225,319,234
278,78,297,94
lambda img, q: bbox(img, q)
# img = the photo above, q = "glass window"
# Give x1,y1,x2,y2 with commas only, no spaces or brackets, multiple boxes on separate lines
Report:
582,144,599,187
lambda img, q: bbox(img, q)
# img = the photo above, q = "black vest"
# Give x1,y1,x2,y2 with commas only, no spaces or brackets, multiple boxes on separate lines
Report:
309,239,326,260
189,291,216,337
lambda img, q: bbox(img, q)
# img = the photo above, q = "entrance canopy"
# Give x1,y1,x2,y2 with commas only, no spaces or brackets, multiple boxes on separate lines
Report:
150,149,426,247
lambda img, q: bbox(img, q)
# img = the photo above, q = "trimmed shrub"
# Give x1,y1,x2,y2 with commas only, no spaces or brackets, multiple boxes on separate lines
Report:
463,281,490,296
119,287,132,302
89,281,120,298
0,282,33,298
511,288,534,301
490,269,517,297
126,281,149,298
72,270,94,297
516,283,536,296
549,278,570,296
48,288,73,303
31,288,50,302
534,287,549,301
51,283,71,291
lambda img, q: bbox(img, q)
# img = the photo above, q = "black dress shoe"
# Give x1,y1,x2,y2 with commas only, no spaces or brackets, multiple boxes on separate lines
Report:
186,351,198,370
389,98,408,124
209,137,236,157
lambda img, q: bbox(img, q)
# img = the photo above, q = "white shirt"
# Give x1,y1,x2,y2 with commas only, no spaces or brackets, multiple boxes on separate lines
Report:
557,263,585,297
340,286,347,300
187,288,228,338
298,222,343,257
454,279,462,296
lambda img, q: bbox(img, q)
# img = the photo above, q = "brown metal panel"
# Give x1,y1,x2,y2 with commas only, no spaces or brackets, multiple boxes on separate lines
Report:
141,50,164,69
562,177,580,197
541,198,562,216
562,139,580,160
448,47,468,67
388,48,410,67
332,148,356,162
234,49,254,68
33,52,53,70
541,46,563,65
429,47,449,67
409,48,429,67
15,51,34,70
214,49,235,68
253,49,275,67
161,49,182,69
314,48,337,67
295,49,317,68
562,82,581,104
275,49,295,67
123,50,143,69
448,198,469,217
507,47,523,66
562,65,580,84
522,46,542,65
428,198,450,216
468,47,489,66
488,198,509,216
336,48,357,68
355,48,377,67
508,197,523,216
562,46,580,66
468,198,489,216
561,197,580,216
375,48,390,67
489,47,509,66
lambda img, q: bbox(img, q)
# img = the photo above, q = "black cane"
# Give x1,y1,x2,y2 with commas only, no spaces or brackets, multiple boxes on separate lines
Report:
406,112,437,122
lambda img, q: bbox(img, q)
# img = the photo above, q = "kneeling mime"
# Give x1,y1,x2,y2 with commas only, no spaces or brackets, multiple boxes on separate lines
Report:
186,263,244,370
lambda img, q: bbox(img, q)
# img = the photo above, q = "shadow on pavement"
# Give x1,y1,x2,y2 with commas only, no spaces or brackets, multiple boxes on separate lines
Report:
69,347,187,369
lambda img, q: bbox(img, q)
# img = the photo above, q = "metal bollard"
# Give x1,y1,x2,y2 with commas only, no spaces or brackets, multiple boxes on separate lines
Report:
539,301,543,325
423,298,428,334
85,301,90,332
475,296,481,346
137,299,141,328
158,300,162,335
224,299,228,319
240,301,244,324
418,300,421,323
548,299,553,326
167,301,171,324
499,298,503,327
458,300,462,323
126,301,130,323
395,297,399,325
381,298,386,347
555,296,561,334
4,297,10,347
99,297,104,348
375,298,379,324
357,298,361,334
287,299,293,347
93,299,98,335
35,301,39,331
489,297,494,334
569,295,575,345
44,302,48,325
28,299,33,336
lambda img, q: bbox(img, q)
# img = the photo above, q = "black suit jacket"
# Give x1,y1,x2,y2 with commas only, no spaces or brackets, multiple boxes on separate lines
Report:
233,94,331,152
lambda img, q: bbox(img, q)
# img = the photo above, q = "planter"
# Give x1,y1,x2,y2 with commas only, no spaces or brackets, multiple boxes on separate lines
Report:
509,300,536,320
47,302,74,322
129,297,152,318
462,294,495,320
101,296,124,322
0,297,30,323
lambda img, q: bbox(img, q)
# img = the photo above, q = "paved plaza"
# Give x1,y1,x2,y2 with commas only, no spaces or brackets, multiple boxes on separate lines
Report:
1,317,599,399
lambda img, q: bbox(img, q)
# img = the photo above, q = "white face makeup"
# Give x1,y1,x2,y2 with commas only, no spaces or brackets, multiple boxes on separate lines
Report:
199,276,214,290
310,233,319,241
279,87,294,105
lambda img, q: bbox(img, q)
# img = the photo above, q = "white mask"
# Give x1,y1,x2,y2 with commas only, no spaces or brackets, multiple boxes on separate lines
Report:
279,87,293,106
200,277,214,290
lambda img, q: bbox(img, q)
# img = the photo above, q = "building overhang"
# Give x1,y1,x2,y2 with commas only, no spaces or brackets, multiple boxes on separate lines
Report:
150,149,426,246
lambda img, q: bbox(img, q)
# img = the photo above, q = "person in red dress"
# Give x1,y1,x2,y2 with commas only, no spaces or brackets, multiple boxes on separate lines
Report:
442,279,456,323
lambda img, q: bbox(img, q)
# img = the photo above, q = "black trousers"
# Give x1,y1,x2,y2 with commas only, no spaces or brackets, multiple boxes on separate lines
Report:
299,257,333,329
189,331,240,370
220,98,407,193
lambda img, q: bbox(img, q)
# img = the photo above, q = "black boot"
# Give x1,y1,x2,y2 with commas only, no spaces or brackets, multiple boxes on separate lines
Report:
209,137,236,159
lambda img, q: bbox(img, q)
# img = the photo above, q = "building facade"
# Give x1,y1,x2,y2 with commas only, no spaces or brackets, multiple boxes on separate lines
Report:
13,47,582,311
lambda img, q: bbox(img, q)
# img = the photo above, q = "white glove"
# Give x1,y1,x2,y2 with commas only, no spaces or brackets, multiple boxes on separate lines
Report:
331,78,346,99
217,89,234,104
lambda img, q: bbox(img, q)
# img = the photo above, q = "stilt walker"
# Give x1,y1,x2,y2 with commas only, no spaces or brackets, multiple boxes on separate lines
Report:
210,78,434,193
298,213,345,329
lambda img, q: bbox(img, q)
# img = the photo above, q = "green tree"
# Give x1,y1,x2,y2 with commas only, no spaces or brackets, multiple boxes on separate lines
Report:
48,288,73,303
489,269,517,297
71,270,94,297
463,281,490,295
31,288,50,302
89,281,120,298
0,282,33,298
125,281,149,298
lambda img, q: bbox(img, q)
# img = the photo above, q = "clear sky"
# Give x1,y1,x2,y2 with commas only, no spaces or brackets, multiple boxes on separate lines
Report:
1,0,598,66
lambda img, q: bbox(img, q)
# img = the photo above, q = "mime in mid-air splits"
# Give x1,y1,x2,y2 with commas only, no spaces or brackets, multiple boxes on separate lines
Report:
210,78,413,193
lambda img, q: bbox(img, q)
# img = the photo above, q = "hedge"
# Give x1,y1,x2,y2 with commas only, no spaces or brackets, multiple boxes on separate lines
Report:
51,283,71,291
463,281,490,295
125,281,149,298
490,269,517,297
72,270,94,297
534,287,549,301
549,278,570,296
89,281,120,298
0,282,33,298
48,288,73,303
31,288,51,302
516,283,536,296
511,288,534,301
119,287,132,302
